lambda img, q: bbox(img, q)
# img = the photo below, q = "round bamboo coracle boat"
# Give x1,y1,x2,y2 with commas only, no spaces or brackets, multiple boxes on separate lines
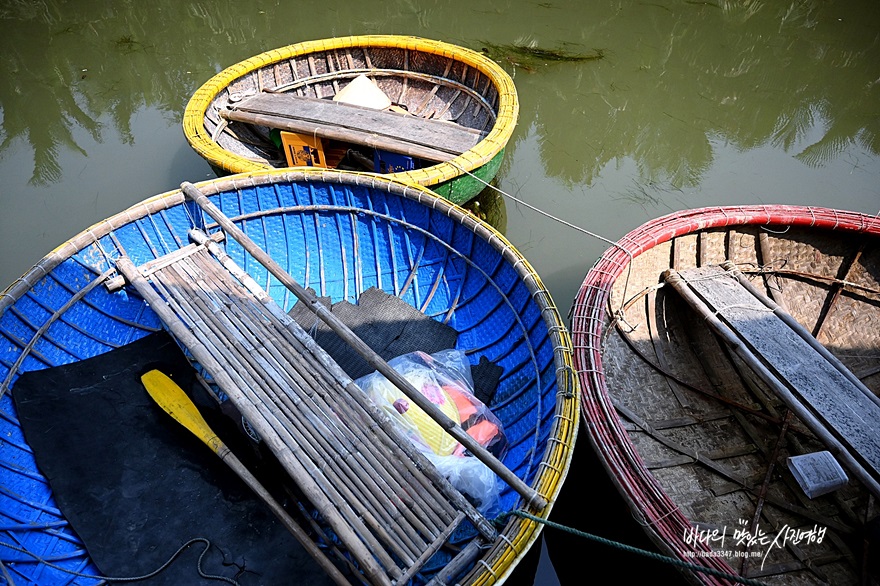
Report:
0,169,577,586
182,35,519,206
571,206,880,585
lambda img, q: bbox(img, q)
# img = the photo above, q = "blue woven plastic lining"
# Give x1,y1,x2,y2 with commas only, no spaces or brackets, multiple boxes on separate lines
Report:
0,177,559,584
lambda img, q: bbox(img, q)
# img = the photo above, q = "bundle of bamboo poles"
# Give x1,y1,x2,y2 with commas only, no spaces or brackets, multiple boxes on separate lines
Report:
179,180,546,512
116,236,495,586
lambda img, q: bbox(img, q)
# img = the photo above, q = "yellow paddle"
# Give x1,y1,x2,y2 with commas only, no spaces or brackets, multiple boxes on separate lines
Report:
140,369,352,586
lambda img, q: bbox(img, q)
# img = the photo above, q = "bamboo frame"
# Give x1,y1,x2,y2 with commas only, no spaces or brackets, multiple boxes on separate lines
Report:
116,256,394,585
177,248,458,535
188,231,485,532
159,255,429,564
116,232,505,585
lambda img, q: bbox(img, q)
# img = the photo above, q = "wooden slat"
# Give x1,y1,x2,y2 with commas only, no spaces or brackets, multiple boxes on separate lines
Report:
665,264,880,496
221,92,486,163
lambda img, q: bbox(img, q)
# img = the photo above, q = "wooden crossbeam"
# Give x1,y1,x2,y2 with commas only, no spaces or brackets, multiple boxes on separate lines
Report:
220,92,486,163
664,262,880,499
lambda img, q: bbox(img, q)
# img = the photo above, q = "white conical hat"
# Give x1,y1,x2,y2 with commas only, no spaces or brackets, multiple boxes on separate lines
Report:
333,74,392,110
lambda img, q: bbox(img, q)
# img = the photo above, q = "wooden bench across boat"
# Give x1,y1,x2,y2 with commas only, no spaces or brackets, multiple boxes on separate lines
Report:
220,92,487,163
664,262,880,498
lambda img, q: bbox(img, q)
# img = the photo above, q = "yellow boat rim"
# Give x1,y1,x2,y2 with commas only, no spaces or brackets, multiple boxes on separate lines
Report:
182,35,519,196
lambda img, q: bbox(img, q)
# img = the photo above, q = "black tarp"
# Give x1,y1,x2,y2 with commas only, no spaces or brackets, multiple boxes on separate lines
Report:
13,331,339,586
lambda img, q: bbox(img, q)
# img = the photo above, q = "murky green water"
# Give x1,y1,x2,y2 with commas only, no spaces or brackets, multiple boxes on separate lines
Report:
1,0,878,583
2,0,878,298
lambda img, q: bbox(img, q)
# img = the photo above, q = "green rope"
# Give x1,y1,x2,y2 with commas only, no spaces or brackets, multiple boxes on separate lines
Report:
500,510,769,586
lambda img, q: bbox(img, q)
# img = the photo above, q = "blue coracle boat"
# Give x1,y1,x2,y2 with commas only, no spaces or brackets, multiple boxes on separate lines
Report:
0,169,578,585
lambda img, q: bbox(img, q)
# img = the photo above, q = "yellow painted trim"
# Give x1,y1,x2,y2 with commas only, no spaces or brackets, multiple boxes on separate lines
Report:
182,35,518,189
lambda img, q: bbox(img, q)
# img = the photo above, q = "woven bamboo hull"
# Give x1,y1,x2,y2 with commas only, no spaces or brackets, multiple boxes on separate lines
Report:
183,35,518,206
0,169,577,586
571,206,880,585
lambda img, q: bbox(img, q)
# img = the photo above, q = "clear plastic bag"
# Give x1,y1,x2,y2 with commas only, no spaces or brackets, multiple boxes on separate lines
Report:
354,349,508,512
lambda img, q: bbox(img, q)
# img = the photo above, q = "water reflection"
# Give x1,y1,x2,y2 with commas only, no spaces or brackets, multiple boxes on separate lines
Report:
1,0,877,191
0,0,269,185
1,1,878,583
493,0,880,189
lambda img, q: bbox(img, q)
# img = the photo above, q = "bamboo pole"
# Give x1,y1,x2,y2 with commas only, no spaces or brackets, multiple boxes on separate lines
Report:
425,538,486,586
181,181,548,511
720,260,880,410
395,511,466,586
115,257,393,586
663,268,880,500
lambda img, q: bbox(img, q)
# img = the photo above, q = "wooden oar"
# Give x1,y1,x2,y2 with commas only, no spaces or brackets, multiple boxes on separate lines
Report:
140,369,353,586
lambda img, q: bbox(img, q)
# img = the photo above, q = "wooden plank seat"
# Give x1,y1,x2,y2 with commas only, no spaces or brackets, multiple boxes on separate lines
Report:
219,92,488,163
663,262,880,498
115,232,496,586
